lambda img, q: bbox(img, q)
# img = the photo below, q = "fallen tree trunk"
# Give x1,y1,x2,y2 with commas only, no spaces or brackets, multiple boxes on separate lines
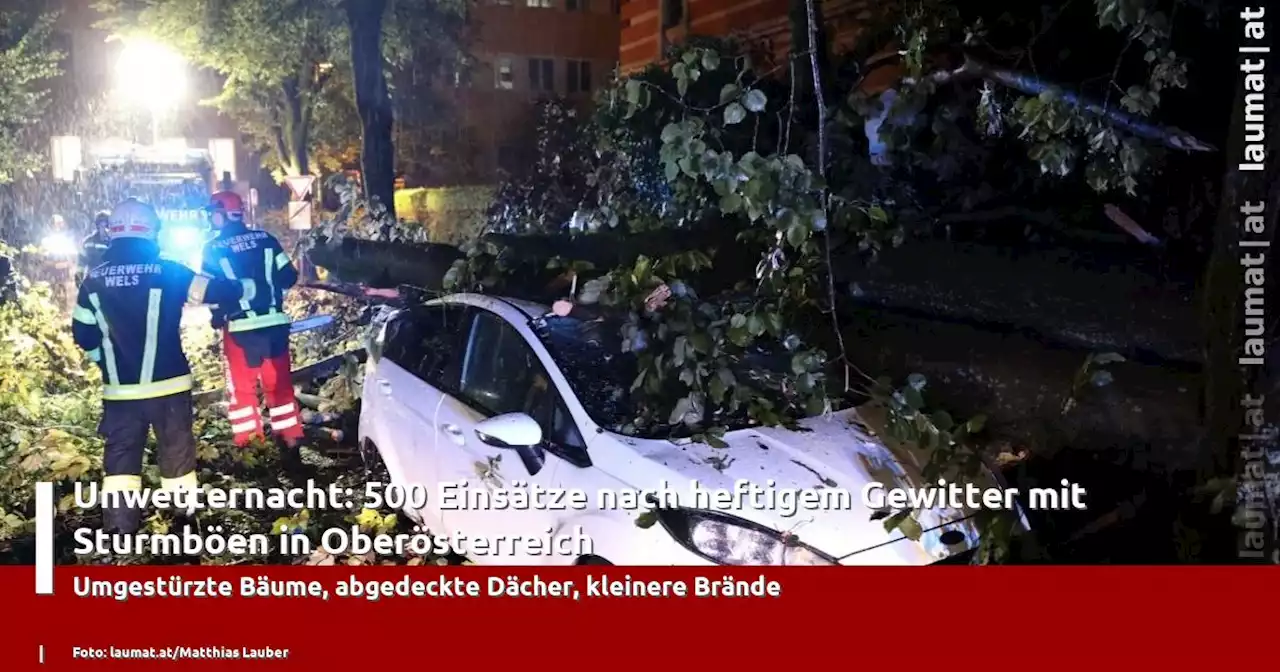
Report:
306,226,757,299
308,237,464,289
834,239,1201,366
309,217,1203,368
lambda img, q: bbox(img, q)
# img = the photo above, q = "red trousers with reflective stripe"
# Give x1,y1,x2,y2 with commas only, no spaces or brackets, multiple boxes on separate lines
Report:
222,328,304,446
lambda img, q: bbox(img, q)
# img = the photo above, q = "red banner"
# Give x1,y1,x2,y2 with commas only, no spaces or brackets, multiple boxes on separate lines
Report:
3,566,1273,668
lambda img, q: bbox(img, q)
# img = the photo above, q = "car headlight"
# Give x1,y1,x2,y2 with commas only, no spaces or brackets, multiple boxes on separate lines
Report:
656,508,836,566
41,233,77,258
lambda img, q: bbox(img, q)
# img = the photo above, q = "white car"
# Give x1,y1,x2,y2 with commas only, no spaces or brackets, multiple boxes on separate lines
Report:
359,292,1022,566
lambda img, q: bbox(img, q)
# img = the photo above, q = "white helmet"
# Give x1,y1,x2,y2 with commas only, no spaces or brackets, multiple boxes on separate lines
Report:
108,199,161,242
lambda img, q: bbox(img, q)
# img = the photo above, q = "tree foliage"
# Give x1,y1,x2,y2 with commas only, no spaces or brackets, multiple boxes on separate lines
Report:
434,1,1232,555
95,0,465,180
0,242,444,565
0,8,63,184
457,0,1218,439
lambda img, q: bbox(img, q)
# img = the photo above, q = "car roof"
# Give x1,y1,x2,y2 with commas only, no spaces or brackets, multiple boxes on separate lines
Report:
431,293,550,321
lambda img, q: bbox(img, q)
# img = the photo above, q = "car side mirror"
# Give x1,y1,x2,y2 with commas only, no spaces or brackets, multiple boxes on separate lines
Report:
475,413,547,477
474,413,544,449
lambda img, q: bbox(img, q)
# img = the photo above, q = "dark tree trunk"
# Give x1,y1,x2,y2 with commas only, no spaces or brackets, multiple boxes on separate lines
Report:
273,78,311,176
345,0,396,221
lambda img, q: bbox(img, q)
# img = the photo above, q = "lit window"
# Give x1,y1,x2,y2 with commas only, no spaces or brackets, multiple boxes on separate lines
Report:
526,0,551,7
495,58,514,89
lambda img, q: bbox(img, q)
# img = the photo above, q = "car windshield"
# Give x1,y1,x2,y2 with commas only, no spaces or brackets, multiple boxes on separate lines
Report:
534,315,638,434
533,314,796,438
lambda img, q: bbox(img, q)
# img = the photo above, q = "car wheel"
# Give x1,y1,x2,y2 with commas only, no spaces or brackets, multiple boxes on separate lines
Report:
576,555,613,566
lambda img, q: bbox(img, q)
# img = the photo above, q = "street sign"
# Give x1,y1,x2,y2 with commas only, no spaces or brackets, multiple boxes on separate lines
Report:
284,174,316,201
288,200,312,230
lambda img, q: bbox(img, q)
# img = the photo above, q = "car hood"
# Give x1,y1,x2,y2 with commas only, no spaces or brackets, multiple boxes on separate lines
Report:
609,405,1007,563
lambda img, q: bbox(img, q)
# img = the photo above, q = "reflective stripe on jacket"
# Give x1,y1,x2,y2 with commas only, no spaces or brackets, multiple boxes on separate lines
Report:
71,239,249,401
201,223,298,332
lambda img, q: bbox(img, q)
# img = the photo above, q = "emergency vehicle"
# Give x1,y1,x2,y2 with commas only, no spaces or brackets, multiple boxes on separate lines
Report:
49,137,239,270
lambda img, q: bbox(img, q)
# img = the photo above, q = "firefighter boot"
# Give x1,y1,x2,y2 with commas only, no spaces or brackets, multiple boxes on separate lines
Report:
97,503,143,564
102,502,143,535
277,435,309,476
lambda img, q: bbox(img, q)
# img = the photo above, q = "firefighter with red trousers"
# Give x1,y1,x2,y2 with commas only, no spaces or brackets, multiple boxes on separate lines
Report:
72,199,251,534
202,191,305,463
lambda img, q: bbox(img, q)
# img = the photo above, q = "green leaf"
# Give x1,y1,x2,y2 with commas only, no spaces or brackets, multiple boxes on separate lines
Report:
708,376,727,402
668,396,693,425
743,89,767,112
625,78,641,104
902,386,924,410
930,410,954,431
660,122,683,143
764,310,784,335
965,414,987,433
785,222,808,247
867,205,889,223
897,516,924,541
635,510,659,529
719,193,743,213
789,352,810,375
702,49,721,71
719,83,740,104
883,509,911,533
674,68,689,97
723,102,747,125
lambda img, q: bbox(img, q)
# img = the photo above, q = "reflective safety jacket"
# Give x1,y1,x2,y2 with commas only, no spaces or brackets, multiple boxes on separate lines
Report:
80,232,109,273
71,239,250,401
202,222,298,333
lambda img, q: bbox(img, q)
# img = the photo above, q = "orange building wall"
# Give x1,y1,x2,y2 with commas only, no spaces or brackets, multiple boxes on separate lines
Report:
619,0,875,74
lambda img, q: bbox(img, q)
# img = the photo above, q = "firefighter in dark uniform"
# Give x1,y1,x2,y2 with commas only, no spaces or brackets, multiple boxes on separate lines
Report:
201,190,305,463
71,198,253,534
78,210,111,284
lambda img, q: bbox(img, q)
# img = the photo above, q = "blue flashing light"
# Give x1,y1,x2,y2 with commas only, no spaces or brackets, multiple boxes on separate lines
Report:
157,209,210,270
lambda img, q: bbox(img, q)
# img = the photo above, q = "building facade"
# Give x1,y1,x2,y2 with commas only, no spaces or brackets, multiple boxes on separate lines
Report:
412,0,621,186
618,0,872,74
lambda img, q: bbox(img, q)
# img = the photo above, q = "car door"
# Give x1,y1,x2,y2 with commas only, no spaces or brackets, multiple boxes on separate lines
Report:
435,308,590,564
367,304,470,532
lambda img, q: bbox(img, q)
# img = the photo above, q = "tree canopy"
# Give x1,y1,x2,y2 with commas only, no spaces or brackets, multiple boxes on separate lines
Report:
0,7,63,184
426,0,1254,551
95,0,465,180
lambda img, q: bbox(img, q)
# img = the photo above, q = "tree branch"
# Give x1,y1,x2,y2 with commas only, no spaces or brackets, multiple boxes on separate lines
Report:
804,0,854,394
